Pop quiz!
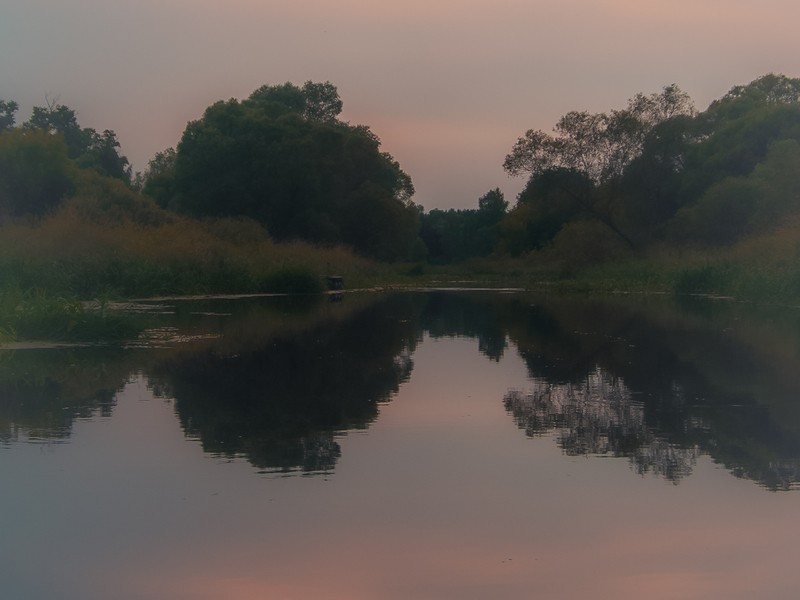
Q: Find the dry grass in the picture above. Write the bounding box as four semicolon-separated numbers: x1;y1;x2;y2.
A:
0;193;386;298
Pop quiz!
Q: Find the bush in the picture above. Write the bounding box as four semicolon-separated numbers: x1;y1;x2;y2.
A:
548;220;631;270
669;178;762;246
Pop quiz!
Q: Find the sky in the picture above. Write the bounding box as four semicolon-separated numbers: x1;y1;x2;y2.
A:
2;0;799;210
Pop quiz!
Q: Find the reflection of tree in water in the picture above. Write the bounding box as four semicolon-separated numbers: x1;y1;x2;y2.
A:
0;349;127;445
504;367;698;483
501;296;800;490
148;291;513;474
421;291;509;361
4;291;800;488
149;295;421;474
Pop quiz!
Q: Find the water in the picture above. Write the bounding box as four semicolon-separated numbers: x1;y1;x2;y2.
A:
1;290;799;599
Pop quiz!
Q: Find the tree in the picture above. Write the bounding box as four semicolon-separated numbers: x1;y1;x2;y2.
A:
477;188;508;221
139;147;177;202
498;168;594;254
246;80;343;123
24;100;131;183
79;129;131;181
668;139;800;246
0;99;18;132
474;188;508;255
503;85;695;251
0;129;74;219
299;81;344;122
163;81;420;260
617;113;697;239
25;101;88;158
703;73;800;126
504;85;695;184
678;76;800;204
419;189;508;262
628;73;800;247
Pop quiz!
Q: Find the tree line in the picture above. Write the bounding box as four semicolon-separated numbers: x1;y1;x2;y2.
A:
2;74;800;265
496;74;800;265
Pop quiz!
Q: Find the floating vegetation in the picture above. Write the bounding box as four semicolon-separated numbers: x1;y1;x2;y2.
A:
127;326;222;349
0;288;144;344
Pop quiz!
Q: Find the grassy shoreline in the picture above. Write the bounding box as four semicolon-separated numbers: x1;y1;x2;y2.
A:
4;195;800;343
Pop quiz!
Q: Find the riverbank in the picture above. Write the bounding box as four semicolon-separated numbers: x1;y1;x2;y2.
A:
4;195;800;343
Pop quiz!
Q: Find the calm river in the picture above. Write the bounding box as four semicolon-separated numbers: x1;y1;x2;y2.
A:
1;290;799;599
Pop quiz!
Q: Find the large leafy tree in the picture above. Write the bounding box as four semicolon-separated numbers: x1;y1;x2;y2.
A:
160;81;420;261
678;75;800;203
23;101;131;182
502;74;800;255
656;74;800;247
420;188;508;263
0;128;74;219
503;85;696;251
0;97;137;220
0;99;18;132
504;84;695;184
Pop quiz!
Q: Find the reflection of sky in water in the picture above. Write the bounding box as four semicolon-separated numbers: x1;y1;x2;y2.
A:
1;334;799;600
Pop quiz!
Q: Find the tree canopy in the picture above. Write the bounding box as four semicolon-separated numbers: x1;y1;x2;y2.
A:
504;84;695;184
23;100;131;182
4;73;800;270
149;81;421;261
0;98;132;221
0;128;74;219
0;100;18;132
499;74;800;261
420;188;508;263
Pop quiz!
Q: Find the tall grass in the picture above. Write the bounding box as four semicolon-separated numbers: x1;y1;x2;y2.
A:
0;288;142;342
0;178;404;340
548;219;800;304
437;216;800;305
0;199;386;300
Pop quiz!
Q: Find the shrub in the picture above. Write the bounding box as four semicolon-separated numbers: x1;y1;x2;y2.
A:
548;220;631;270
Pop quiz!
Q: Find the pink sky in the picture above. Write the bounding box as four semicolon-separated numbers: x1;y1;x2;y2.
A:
2;0;798;209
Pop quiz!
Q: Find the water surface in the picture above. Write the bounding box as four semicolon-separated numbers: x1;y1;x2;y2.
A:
1;291;799;599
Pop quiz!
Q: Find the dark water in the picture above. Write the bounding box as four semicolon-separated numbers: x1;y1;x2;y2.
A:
1;290;799;599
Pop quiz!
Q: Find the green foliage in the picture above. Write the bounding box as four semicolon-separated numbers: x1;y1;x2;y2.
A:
0;99;18;132
501;86;693;252
420;188;507;263
500;73;800;263
680;103;800;204
748;139;800;228
704;73;800;123
0;288;142;342
669;138;800;246
154;81;420;261
139;147;176;203
248;81;344;122
0;97;137;222
548;219;631;270
0;191;383;303
617;114;696;240
23;100;131;182
23;102;131;183
498;168;594;255
65;169;174;227
478;188;508;219
669;178;762;245
504;84;695;183
0;128;75;219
